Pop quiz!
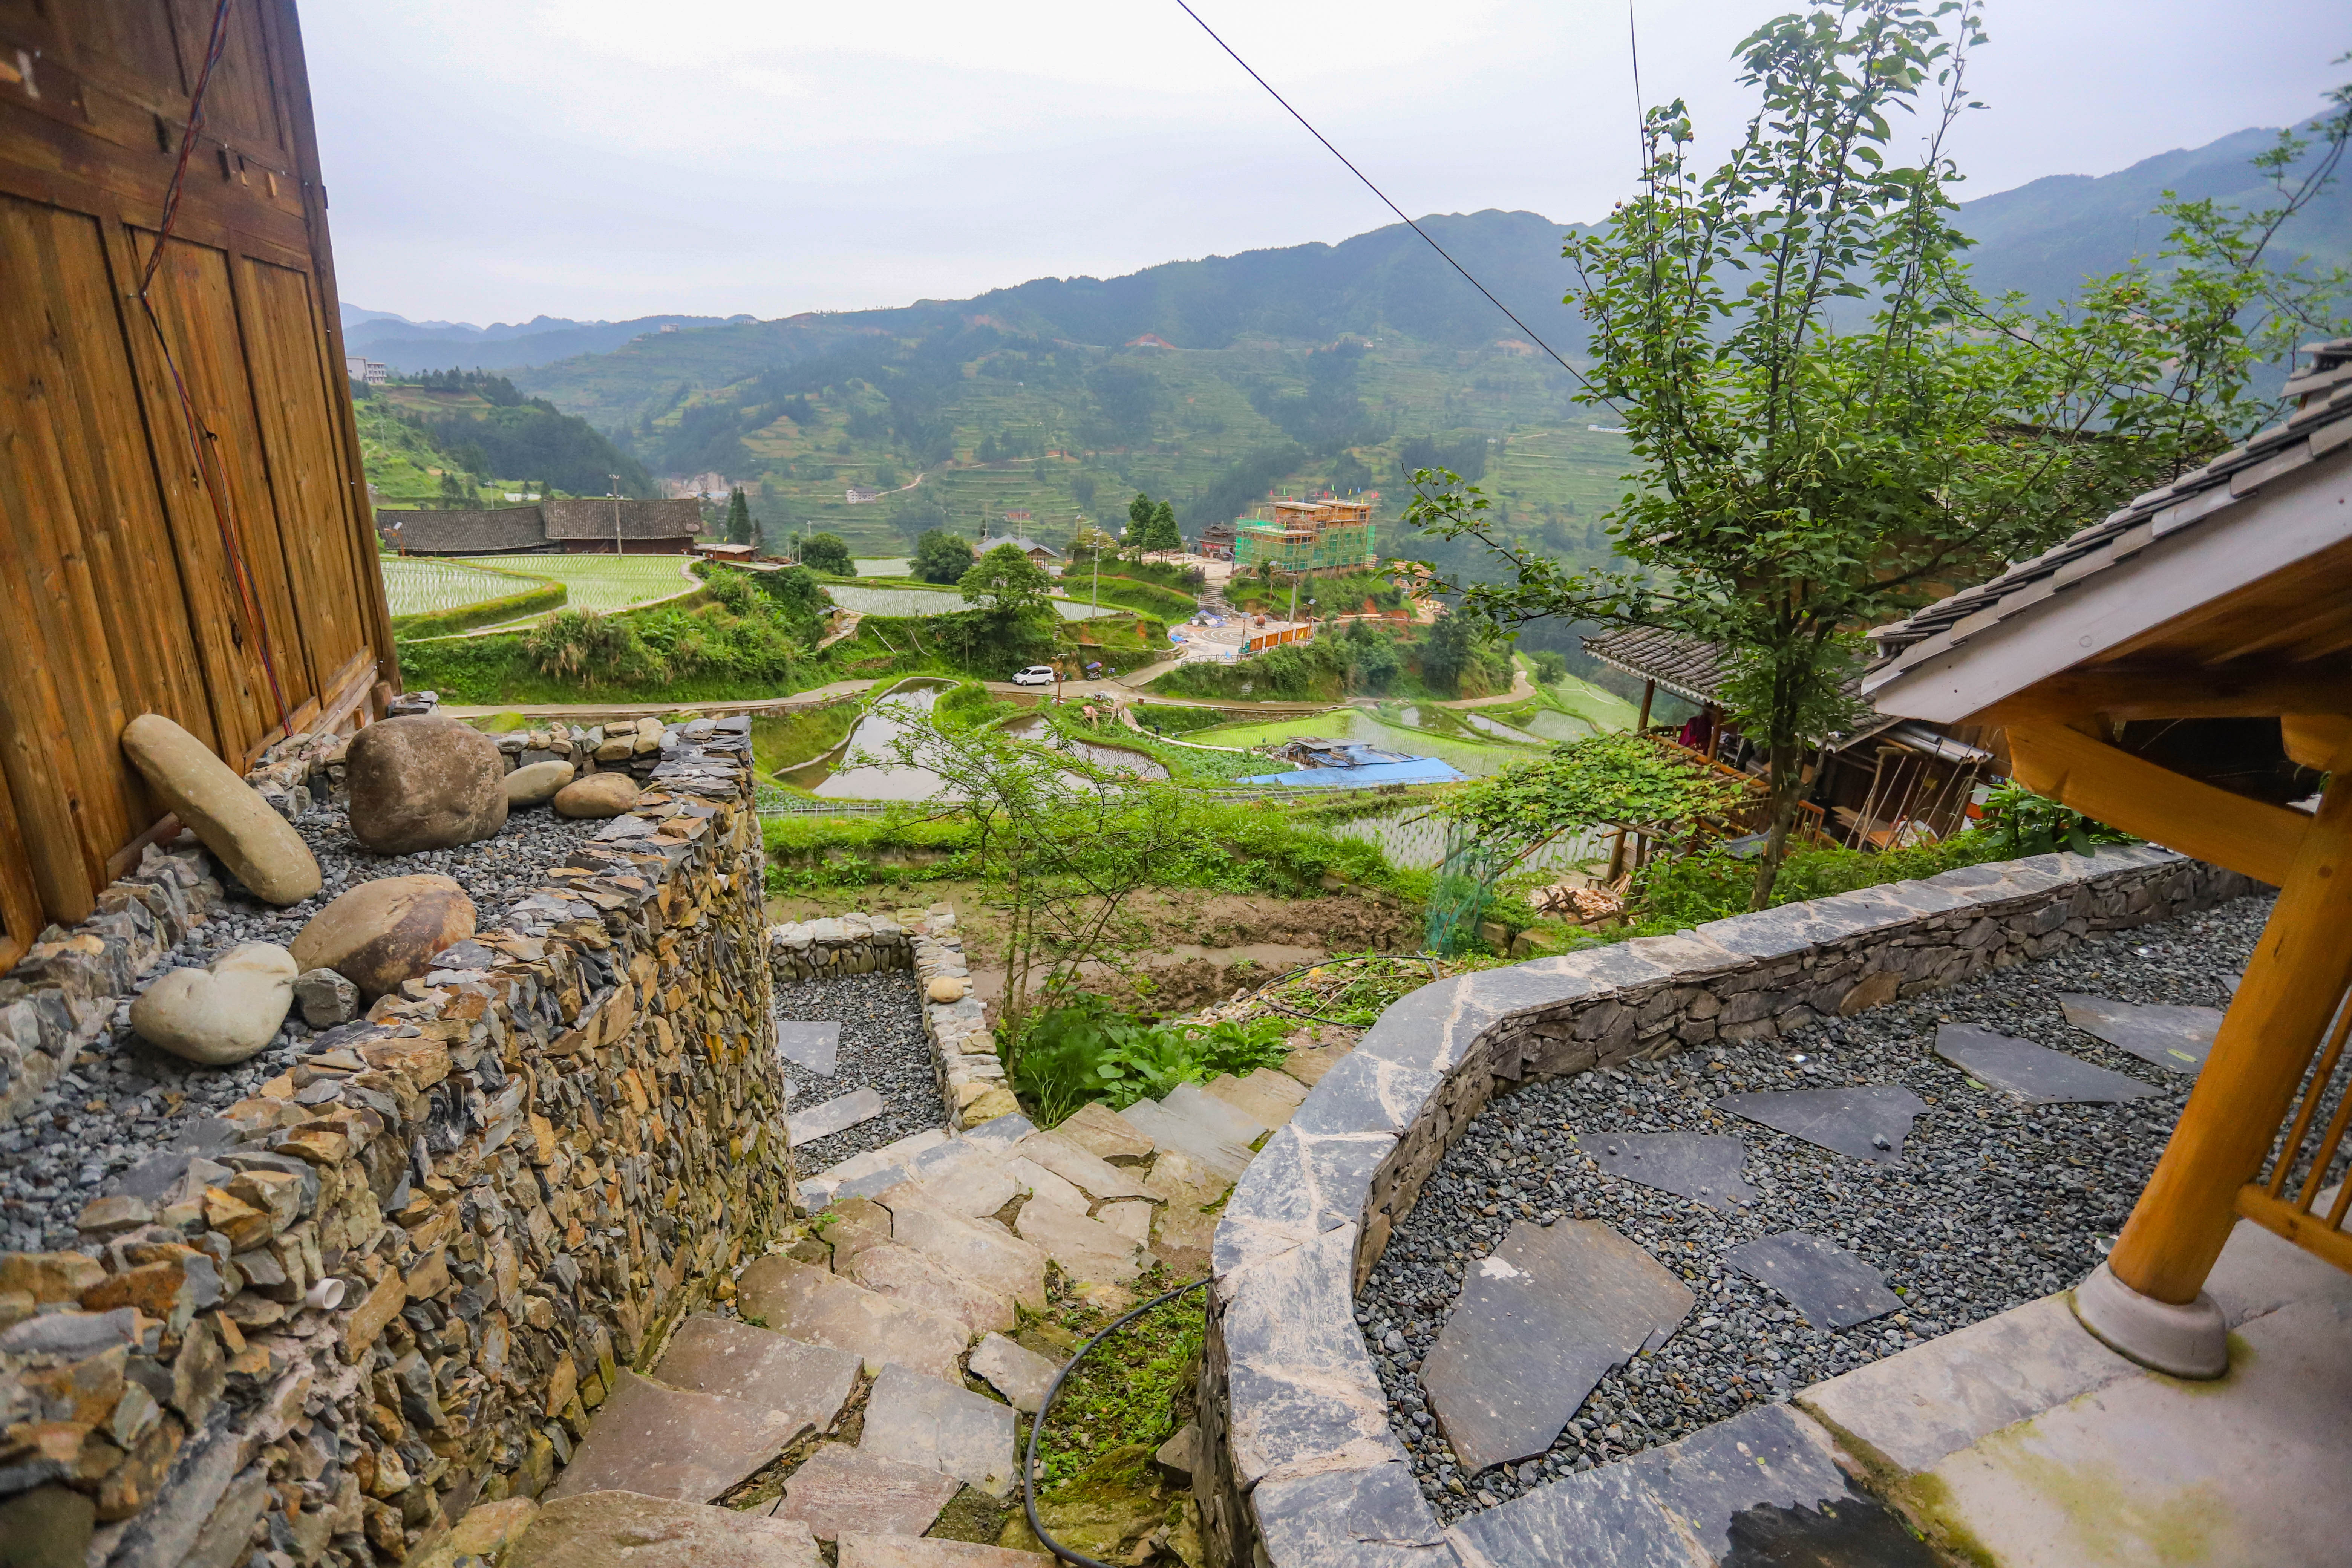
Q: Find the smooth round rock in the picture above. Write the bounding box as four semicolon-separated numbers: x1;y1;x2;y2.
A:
345;715;507;855
926;976;968;1004
129;943;297;1066
553;773;640;819
119;715;321;906
290;874;476;1000
505;759;576;807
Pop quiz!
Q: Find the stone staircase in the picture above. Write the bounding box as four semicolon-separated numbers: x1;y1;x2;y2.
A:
477;1043;1342;1565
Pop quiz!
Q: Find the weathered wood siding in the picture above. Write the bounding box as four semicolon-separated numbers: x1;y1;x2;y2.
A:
0;0;393;968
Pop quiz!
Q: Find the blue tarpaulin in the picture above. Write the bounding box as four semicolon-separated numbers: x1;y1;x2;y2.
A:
1237;755;1466;788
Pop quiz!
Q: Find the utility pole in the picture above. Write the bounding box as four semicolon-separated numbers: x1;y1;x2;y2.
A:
608;474;622;556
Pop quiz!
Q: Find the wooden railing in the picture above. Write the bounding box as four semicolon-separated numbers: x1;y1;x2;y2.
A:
1633;730;1834;849
2238;969;2352;1276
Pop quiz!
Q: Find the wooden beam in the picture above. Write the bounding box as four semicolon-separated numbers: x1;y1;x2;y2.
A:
2108;739;2352;1304
1978;658;2352;722
2006;722;2307;887
2283;714;2352;772
2235;1187;2352;1277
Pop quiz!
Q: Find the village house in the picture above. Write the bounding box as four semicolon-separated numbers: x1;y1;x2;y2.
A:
377;498;705;556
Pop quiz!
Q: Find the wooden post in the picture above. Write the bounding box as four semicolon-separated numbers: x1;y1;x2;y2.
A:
2105;747;2352;1308
1637;680;1655;734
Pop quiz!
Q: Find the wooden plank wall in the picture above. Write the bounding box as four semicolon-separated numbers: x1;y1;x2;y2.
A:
0;0;395;969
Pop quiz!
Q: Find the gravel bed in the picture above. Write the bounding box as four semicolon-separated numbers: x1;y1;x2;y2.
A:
1356;893;2274;1522
774;968;944;1174
0;801;600;1253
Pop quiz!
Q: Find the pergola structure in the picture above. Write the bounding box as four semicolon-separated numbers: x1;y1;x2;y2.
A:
1865;338;2352;1377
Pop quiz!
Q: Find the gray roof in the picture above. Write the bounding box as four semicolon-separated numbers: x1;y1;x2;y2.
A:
542;498;703;541
980;533;1062;559
379;507;551;554
1865;341;2352;691
1583;626;1728;707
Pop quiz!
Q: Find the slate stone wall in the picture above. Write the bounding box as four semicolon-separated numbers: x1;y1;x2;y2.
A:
1194;845;2262;1568
0;730;790;1567
765;909;1012;1133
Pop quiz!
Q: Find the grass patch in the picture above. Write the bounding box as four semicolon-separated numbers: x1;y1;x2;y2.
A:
1031;1290;1204;1490
1130;703;1232;736
750;702;862;775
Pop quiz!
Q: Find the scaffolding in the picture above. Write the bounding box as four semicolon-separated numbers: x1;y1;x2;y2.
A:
1230;499;1378;573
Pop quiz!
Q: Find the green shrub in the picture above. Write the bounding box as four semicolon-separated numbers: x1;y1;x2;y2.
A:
1012;998;1292;1124
1528;649;1569;685
934;680;1012;730
1132;703;1229;735
1628;829;2024;933
801;533;854;575
1980;781;2133;856
524;609;662;683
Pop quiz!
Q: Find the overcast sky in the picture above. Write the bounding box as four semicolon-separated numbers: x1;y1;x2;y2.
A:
306;0;2349;326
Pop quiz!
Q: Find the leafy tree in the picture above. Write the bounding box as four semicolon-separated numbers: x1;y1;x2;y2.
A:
1445;732;1748;864
724;487;753;545
798;532;853;576
1417;608;1481;697
1527;648;1569;686
1140;501;1181;553
959;543;1055;625
913;528;977;585
1127;491;1156;541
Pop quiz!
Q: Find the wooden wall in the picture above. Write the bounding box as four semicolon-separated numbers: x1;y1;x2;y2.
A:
0;0;394;969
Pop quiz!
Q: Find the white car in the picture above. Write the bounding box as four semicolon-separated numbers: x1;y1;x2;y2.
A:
1012;665;1057;687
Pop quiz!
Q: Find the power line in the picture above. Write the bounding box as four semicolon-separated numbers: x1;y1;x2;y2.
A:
1171;0;1611;410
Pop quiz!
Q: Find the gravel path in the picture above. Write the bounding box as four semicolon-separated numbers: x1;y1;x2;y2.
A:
774;969;944;1174
0;802;600;1253
1356;893;2274;1522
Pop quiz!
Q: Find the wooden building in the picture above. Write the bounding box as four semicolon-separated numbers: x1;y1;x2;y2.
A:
0;0;395;971
377;498;704;556
1866;338;2352;1375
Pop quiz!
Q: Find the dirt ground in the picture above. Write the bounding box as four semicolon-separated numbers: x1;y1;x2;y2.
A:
763;881;1421;1018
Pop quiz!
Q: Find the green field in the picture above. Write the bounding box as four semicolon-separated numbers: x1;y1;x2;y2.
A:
380;559;551;618
462;555;693;614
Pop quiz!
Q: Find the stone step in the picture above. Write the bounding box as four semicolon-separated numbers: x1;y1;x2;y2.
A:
649;1313;862;1432
774;1442;961;1542
802;1128;952;1208
1010;1129;1155;1201
969;1332;1061;1413
837;1536;1052;1566
547;1370;815;1505
737;1256;970;1380
1050;1101;1156;1164
1116;1099;1255;1186
791;1086;888;1144
1142;1150;1233;1272
508;1491;823;1568
859;1362;1020;1497
1014;1191;1152;1288
1200;1067;1308;1130
1161;1080;1268;1146
842;1242;1018;1337
884;1200;1050;1312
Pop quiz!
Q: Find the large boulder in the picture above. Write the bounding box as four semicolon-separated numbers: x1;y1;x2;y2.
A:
345;715;507;854
504;759;576;807
119;715;321;905
129;943;297;1065
553;773;639;819
291;875;476;1000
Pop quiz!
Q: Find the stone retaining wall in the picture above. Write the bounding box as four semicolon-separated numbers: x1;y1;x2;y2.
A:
764;910;1014;1133
1192;845;2262;1568
0;724;790;1568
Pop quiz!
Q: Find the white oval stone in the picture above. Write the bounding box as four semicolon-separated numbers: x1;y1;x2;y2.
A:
130;943;298;1066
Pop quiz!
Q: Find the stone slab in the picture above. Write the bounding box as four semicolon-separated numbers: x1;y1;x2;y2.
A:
888;1204;1049;1311
650;1313;861;1429
508;1491;822;1568
547;1371;812;1504
777;1020;842;1077
844;1243;1016;1336
968;1331;1060;1413
736;1257;969;1380
1052;1101;1155;1163
804;1130;952;1208
956;1113;1037;1155
1933;1024;2161;1104
1619;1399;1860;1563
792;1087;888;1145
1282;1038;1354;1087
894;1140;1024;1216
2206;1213;2352;1328
1097;1199;1153;1243
824;1196;899;1262
1711;1085;1929;1165
1795;1294;2136;1475
1014;1192;1148;1285
1447;1457;1693;1568
775;1443;959;1541
1722;1230;1902;1329
1004;1156;1087;1213
1009;1130;1154;1200
1422;1220;1694;1475
858;1363;1018;1497
1201;1068;1308;1130
1142;1150;1229;1269
837;1537;1053;1566
1163;1080;1268;1145
1250;1460;1453;1568
1586;1132;1757;1211
1916;1295;2352;1567
2058;993;2224;1074
1116;1099;1254;1185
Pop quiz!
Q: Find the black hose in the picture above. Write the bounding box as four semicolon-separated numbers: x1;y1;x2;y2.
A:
1021;1277;1212;1567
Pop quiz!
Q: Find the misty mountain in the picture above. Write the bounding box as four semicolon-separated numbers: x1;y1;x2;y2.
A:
340;306;755;373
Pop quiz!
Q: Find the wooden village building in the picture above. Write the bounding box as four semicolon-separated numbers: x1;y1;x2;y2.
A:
377;498;705;556
0;0;397;973
1585;626;1997;848
1865;336;2352;1375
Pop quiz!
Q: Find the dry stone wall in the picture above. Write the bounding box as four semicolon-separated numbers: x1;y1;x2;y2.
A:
0;721;790;1568
1192;844;2262;1568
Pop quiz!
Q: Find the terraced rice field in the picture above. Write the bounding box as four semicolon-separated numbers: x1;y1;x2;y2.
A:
380;558;546;618
826;584;1122;620
456;554;695;614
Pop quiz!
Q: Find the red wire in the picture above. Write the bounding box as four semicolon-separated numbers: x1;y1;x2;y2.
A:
139;0;294;735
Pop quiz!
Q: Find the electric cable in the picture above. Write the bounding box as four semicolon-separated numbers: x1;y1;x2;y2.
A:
1170;0;1619;414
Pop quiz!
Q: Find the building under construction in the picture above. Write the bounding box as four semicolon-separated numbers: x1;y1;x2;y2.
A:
1230;498;1378;573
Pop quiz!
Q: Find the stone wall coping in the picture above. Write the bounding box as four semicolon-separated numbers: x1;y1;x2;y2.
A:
1196;842;2258;1567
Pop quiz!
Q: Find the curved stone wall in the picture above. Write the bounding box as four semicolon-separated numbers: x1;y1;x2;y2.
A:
1193;845;2259;1567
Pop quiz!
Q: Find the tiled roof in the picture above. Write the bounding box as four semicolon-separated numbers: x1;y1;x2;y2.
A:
980;534;1063;558
542;498;704;541
379;507;550;554
1865;340;2352;690
1583;627;1730;706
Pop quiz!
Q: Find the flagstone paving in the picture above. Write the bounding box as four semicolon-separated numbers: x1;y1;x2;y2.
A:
774;1442;962;1541
735;1256;970;1379
1721;1230;1902;1329
792;1086;888;1145
969;1331;1061;1412
508;1491;825;1568
836;1536;1051;1566
2057;992;2225;1074
1933;1022;2161;1104
650;1314;862;1429
1585;1132;1758;1212
1710;1084;1929;1165
859;1363;1020;1496
547;1370;814;1504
